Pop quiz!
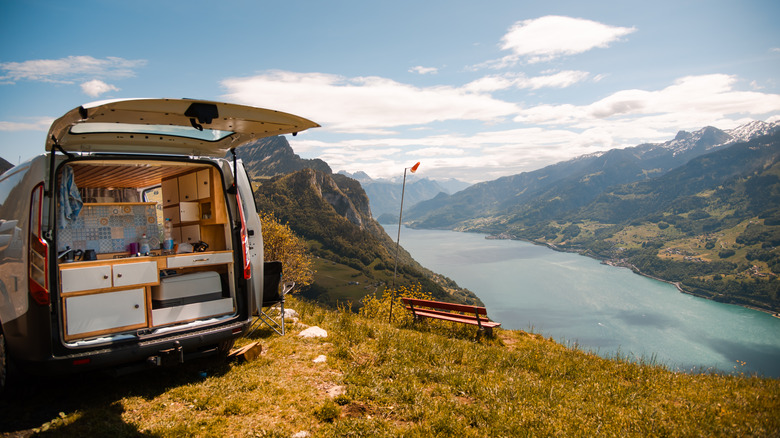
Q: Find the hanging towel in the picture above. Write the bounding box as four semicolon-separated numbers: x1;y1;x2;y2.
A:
58;165;83;228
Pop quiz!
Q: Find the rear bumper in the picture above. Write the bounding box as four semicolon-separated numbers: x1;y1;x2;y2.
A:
17;320;249;376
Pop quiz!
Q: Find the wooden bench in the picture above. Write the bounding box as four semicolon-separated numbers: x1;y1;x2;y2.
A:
401;297;500;335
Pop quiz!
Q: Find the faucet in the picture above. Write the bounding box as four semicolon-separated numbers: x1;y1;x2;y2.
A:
57;246;73;260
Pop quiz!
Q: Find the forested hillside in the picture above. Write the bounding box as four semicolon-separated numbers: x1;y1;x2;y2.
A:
487;133;780;312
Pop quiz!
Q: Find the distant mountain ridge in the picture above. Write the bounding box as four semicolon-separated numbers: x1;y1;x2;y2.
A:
338;171;471;220
406;121;780;231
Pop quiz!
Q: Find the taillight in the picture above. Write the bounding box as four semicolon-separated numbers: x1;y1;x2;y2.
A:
235;189;252;280
29;183;49;305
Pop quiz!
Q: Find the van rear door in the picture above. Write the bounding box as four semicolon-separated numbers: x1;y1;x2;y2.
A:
46;99;319;157
235;161;264;312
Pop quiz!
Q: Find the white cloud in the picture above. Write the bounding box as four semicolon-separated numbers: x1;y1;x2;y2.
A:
221;70;520;133
409;66;438;75
516;74;780;127
465;70;591;92
0;117;55;132
80;79;120;97
478;16;635;68
286;72;780;183
415;147;465;157
0;55;146;83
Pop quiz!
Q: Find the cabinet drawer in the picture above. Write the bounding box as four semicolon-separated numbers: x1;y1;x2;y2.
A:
114;261;158;288
65;288;147;337
167;251;233;268
61;265;112;293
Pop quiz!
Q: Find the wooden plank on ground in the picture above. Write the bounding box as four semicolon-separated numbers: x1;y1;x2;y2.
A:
228;341;263;362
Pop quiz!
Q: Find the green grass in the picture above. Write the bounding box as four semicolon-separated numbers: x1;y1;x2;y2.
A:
2;297;778;437
309;257;385;308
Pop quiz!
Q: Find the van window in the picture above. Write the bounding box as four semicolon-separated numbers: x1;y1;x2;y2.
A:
70;123;233;142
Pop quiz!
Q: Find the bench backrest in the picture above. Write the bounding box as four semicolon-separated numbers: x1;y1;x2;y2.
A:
402;297;488;316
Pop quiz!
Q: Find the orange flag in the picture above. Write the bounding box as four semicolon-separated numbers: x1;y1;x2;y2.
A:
410;162;420;173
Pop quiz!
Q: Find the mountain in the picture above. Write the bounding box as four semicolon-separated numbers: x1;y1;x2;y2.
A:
338;171;471;220
234;136;331;178
363;178;452;222
252;168;481;307
555;132;780;313
407;121;779;232
403;121;780;313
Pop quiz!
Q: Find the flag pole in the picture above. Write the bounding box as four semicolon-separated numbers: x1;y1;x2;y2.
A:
389;162;420;323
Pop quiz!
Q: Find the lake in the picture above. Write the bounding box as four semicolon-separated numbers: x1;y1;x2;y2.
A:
386;225;780;378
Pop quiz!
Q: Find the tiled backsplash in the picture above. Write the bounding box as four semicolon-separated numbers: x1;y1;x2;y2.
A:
58;203;160;254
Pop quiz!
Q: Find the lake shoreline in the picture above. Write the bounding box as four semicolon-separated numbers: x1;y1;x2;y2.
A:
478;230;778;317
396;225;780;377
523;237;780;318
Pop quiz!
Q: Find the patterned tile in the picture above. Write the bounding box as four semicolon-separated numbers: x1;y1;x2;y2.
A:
60;204;159;255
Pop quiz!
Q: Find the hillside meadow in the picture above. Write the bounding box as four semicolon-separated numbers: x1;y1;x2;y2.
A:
1;296;778;437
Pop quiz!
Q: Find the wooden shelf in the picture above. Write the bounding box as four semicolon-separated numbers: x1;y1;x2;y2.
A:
83;202;157;206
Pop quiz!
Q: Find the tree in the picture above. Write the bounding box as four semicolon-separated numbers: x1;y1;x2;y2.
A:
260;211;314;290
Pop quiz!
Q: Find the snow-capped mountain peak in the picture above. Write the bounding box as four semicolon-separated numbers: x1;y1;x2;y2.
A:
726;120;780;143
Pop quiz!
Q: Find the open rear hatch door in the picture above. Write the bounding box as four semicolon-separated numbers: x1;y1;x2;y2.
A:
46;98;319;157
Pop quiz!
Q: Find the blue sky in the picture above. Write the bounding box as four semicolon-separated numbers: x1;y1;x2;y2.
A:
1;0;778;183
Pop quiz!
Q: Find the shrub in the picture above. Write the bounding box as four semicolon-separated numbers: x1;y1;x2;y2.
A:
718;249;736;259
359;283;432;322
259;211;315;289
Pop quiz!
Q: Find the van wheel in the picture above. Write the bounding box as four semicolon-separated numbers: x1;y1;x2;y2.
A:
217;339;235;356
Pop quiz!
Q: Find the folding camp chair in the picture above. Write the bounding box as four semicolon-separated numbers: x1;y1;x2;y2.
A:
253;261;294;335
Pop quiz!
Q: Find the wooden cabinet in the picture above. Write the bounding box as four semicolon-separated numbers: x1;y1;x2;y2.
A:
60;265;112;293
163;205;180;224
59;252;236;338
180;224;200;244
60;261;157;293
113;261;159;288
178;172;198;202
179;201;199;222
161;178;179;206
160;167;228;250
197;169;211;199
64;288;147;338
60;260;158;340
166;251;233;269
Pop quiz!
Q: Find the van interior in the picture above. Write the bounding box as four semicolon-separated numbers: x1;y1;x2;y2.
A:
55;160;238;343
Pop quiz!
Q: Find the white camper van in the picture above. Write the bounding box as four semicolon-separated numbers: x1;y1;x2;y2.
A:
0;99;318;391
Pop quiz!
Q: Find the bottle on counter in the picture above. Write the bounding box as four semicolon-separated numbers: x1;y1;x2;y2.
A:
139;233;150;255
163;218;174;253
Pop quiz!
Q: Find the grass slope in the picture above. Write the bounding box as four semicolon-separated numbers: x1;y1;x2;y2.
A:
2;298;777;437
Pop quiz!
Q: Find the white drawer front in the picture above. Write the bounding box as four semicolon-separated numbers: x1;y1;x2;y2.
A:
61;265;112;293
167;252;233;268
114;261;159;288
152;297;233;326
65;288;146;335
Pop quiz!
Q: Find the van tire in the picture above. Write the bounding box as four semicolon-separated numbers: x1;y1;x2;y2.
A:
217;339;235;356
